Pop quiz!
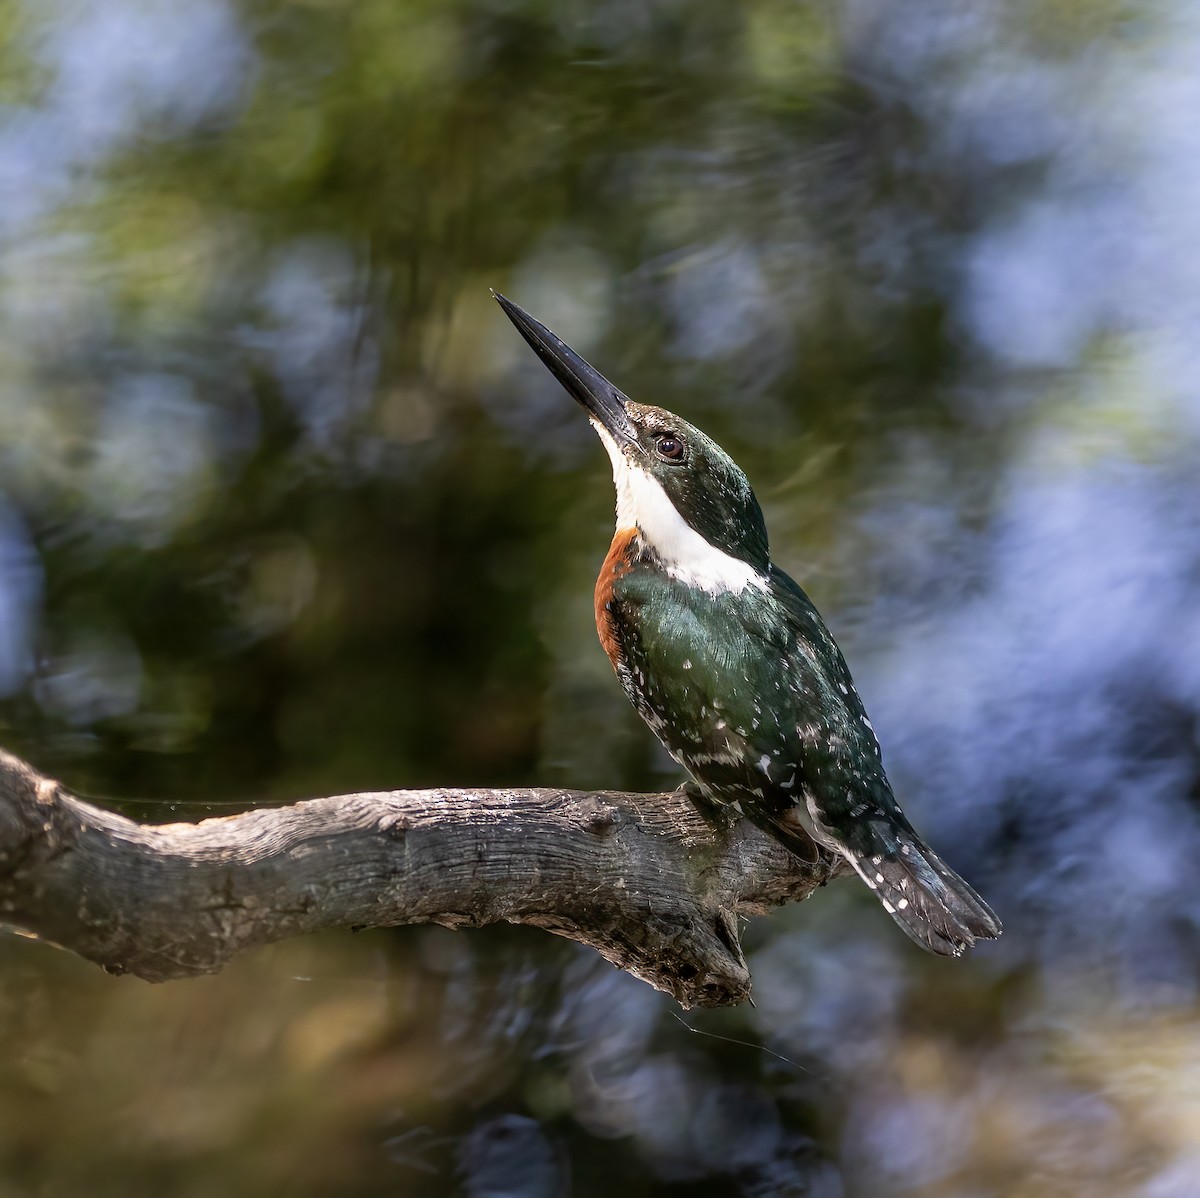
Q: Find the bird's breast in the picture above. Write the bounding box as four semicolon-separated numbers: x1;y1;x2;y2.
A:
594;526;639;669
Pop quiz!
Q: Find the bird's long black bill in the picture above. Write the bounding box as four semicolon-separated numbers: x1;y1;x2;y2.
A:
492;291;639;448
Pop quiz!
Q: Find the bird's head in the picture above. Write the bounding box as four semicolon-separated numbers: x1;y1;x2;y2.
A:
495;293;770;592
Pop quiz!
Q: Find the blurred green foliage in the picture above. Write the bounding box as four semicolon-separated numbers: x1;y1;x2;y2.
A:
3;0;1200;1194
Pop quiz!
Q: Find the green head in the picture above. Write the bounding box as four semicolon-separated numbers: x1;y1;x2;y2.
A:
494;293;770;592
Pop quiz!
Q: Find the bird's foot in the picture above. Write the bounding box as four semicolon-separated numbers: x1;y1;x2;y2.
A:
678;782;741;831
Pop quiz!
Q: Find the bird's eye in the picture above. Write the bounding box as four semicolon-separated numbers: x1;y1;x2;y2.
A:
655;434;685;461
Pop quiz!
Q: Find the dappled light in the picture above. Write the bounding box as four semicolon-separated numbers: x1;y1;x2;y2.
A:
3;0;1200;1194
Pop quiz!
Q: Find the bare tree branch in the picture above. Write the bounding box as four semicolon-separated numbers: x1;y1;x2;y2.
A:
0;747;842;1008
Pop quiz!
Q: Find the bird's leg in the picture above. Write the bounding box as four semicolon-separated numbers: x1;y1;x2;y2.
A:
678;781;740;831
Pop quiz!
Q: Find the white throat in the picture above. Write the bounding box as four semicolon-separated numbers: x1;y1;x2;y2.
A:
593;423;767;595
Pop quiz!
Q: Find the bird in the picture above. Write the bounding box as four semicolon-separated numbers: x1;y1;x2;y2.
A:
494;292;1001;957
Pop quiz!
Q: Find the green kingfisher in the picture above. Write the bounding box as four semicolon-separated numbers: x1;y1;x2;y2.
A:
495;292;1001;957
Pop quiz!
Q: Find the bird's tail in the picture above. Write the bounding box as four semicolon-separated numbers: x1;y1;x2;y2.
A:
764;813;1002;957
844;825;1001;957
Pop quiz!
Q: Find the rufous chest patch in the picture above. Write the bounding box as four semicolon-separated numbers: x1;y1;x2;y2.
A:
593;527;638;668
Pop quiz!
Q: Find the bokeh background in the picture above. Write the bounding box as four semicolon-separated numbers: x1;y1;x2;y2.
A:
3;0;1200;1194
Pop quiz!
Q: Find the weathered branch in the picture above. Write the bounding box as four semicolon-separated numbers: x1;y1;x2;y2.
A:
0;747;841;1008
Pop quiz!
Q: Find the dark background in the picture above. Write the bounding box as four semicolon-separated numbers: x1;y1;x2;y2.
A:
2;1;1200;1195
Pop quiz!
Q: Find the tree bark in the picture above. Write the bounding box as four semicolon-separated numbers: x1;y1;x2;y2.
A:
0;747;841;1008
